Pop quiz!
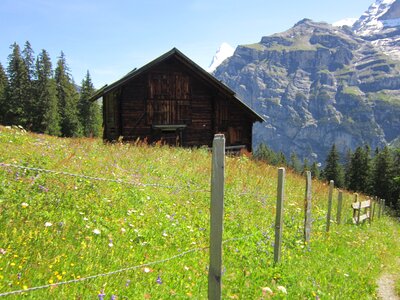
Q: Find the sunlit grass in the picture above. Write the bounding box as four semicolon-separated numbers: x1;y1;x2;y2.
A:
0;126;399;299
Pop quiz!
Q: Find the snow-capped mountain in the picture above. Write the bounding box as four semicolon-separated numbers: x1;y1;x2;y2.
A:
353;0;400;60
206;42;235;73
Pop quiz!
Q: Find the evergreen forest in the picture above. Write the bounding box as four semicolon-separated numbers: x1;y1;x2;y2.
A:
0;41;101;138
255;143;400;212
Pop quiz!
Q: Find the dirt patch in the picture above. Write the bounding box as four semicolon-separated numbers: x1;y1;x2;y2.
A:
377;274;399;300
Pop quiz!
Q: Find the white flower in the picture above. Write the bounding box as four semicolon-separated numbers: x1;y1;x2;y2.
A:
108;243;114;247
277;286;287;294
93;229;101;235
21;202;29;208
83;217;88;221
121;228;126;233
143;267;151;273
261;287;273;295
44;222;52;227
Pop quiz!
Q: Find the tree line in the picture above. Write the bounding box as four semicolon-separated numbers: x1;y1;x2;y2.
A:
0;41;101;137
255;143;400;212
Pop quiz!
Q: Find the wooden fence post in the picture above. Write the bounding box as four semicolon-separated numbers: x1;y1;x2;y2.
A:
208;134;225;300
336;191;343;225
371;197;377;221
326;180;334;232
274;167;285;264
378;198;382;218
304;171;312;244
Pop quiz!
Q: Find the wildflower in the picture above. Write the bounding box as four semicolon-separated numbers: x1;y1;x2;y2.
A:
21;202;29;208
22;285;28;290
277;286;287;294
44;222;52;227
98;290;106;300
110;295;116;300
261;287;273;296
121;228;126;233
93;229;101;235
38;185;49;192
143;267;152;273
0;248;6;255
125;280;131;287
156;275;162;284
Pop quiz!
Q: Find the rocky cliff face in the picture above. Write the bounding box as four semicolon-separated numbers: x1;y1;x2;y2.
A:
214;19;400;162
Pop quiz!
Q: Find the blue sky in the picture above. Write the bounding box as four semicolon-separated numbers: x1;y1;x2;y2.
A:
0;0;373;88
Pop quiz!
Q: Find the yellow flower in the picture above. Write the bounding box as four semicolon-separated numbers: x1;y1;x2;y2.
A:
57;275;62;280
48;279;53;284
23;285;28;290
10;263;15;266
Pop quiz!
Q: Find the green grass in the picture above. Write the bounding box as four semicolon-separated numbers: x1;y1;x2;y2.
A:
0;126;399;299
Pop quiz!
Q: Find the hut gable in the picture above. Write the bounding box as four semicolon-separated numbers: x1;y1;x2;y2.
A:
91;48;263;151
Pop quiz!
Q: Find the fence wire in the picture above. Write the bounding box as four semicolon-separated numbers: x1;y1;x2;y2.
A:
0;232;260;297
0;162;210;193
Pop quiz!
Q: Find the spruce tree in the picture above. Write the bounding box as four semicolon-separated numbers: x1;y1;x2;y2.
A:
310;162;320;179
302;158;309;175
290;152;301;173
372;146;394;206
323;144;344;187
78;71;102;137
5;42;30;126
55;52;81;137
0;63;8;124
348;146;371;193
35;49;60;135
21;41;36;128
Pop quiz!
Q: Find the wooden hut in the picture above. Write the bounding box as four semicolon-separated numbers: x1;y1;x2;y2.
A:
91;48;263;151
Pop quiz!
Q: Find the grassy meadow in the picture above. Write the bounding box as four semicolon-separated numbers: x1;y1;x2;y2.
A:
0;126;399;299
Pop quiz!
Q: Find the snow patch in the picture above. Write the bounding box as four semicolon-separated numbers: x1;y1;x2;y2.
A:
207;42;235;73
333;18;357;27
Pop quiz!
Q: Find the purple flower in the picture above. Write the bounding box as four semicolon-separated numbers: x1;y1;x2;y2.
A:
17;273;21;280
156;275;162;284
98;290;105;300
38;185;49;192
125;280;131;287
110;295;116;300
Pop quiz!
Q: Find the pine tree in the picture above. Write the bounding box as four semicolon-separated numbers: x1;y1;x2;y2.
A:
78;71;102;137
55;52;81;137
323;144;344;187
5;42;30;126
0;63;8;124
35;49;60;135
372;146;394;206
302;158;309;175
310;162;320;179
290;152;301;173
21;41;36;128
348;146;371;193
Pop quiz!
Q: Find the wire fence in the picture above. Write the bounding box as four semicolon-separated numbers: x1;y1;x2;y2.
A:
0;160;264;297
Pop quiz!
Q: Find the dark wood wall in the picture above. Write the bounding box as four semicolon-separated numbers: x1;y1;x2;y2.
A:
103;57;254;150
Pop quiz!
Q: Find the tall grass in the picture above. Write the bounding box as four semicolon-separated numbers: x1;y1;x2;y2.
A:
0;126;399;299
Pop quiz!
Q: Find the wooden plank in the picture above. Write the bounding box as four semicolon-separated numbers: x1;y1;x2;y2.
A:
326;180;334;232
304;171;312;244
274;167;285;264
208;134;225;300
351;200;371;210
337;191;343;225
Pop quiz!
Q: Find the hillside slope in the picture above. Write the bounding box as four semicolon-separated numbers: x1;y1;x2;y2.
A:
214;19;400;162
0;127;399;298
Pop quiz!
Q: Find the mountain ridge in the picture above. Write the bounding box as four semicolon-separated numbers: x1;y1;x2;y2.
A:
213;6;400;162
